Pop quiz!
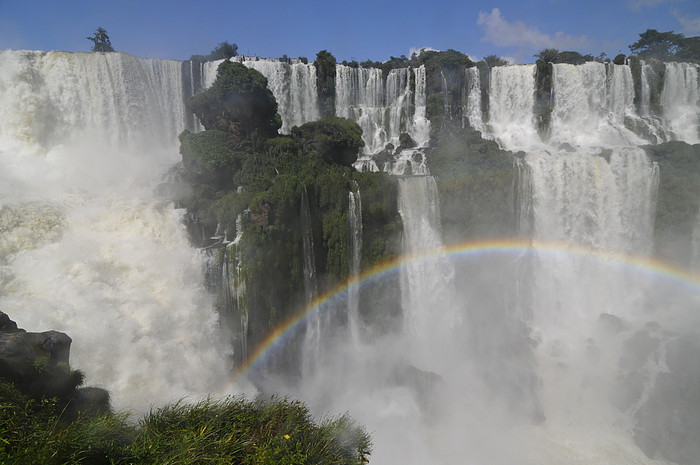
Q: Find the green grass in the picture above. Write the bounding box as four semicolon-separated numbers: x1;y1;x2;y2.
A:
0;382;371;465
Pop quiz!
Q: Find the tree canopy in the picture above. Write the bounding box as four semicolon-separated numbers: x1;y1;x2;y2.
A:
187;60;281;140
629;29;685;60
86;27;114;52
483;55;509;67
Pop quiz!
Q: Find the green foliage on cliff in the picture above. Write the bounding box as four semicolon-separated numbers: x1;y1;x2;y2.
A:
428;124;517;244
291;117;364;167
646;142;700;266
314;50;337;118
180;60;400;366
534;60;553;138
0;382;371;465
188;61;281;140
179;129;244;189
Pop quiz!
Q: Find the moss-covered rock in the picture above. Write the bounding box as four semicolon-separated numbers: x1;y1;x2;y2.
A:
291;117;364;167
188;60;282;141
428;123;517;245
646;141;700;266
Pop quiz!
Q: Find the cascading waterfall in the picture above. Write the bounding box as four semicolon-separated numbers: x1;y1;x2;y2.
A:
397;176;458;341
199;57;320;134
478;60;700;463
220;215;248;364
335;64;430;174
660;62;700;144
463;66;484;131
300;186;322;375
487;65;540;149
3;46;700;465
347;186;363;345
0;50;229;411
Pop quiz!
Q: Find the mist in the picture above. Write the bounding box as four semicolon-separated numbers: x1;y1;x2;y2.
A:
1;48;699;464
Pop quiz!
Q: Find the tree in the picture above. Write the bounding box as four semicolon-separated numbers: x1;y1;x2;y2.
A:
187;61;281;140
483;55;509;67
86;27;114;52
629;29;685;60
209;41;238;60
534;48;560;63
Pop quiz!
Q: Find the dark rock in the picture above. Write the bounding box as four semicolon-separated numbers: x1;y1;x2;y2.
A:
65;387;111;420
0;312;110;418
598;313;626;334
633;334;700;465
0;312;21;333
396;133;417;152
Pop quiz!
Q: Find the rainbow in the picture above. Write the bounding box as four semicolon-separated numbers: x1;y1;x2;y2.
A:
228;238;700;385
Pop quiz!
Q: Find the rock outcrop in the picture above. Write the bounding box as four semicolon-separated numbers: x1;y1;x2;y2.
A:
0;312;110;418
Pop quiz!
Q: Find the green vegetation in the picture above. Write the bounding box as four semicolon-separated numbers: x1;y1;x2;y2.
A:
646;142;700;267
534;59;553;138
482;55;509;67
188;61;281;140
191;41;240;62
428;124;517;244
315;50;337;118
629;29;700;62
0;381;371;465
534;48;596;64
86;27;114;53
179;60;400;371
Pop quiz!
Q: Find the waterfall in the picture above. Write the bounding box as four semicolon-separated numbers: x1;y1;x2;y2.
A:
0;50;187;155
397;176;458;341
199;57;320;134
300;186;321;374
335;64;430;174
639;61;652;117
547;63;645;150
463;66;484;131
221;215;248;364
660;62;700;144
347;186;363;344
0;50;229;411
487;65;539;151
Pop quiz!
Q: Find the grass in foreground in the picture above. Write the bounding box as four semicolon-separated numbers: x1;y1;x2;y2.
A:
0;382;371;465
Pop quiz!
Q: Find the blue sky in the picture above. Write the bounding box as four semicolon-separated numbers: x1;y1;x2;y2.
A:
1;0;699;63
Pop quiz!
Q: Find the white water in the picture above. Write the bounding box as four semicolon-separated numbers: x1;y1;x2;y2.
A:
3;48;699;464
200;57;319;134
347;187;363;345
397;176;459;338
487;65;540;150
0;50;229;411
473;61;698;464
336;65;430;174
463;66;484;131
660;62;700;144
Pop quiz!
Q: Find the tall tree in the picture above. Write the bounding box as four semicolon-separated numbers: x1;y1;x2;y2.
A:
86;27;114;52
629;29;685;60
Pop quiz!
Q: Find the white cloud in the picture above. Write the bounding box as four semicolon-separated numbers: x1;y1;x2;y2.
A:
408;46;438;58
672;9;700;35
477;8;590;51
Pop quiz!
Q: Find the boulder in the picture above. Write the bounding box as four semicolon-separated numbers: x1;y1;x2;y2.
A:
0;311;110;416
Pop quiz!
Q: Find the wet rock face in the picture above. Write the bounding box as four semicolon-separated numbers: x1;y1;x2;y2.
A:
632;334;700;465
0;312;74;397
0;311;110;417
